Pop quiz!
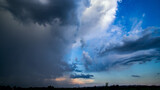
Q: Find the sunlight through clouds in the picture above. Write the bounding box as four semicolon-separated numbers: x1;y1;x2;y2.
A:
71;79;94;85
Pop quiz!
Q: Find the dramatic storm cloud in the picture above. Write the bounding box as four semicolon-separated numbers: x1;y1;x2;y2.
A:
1;0;160;87
0;0;90;87
3;0;87;25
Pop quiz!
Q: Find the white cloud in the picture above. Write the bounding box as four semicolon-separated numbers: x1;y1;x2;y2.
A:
72;0;120;49
123;19;144;41
77;0;119;40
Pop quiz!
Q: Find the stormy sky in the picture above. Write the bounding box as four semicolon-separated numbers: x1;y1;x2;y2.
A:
0;0;160;87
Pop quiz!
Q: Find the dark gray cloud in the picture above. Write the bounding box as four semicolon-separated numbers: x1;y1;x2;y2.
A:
2;0;87;25
70;63;82;72
111;51;160;67
131;75;141;78
0;11;71;87
99;28;160;55
74;69;82;72
0;0;90;87
70;73;94;79
114;35;160;53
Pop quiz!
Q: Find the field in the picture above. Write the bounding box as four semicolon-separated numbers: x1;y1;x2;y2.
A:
1;85;160;90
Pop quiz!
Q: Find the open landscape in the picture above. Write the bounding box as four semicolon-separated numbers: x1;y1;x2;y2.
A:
1;85;160;90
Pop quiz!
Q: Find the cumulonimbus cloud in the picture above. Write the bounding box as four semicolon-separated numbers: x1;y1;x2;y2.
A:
0;0;90;87
3;0;90;25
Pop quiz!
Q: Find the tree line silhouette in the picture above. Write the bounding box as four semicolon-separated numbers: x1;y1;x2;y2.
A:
0;85;160;90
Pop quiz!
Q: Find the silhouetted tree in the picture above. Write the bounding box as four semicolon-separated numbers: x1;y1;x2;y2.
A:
105;82;108;87
48;85;54;89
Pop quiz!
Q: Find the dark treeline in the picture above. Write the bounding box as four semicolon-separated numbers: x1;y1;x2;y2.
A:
0;85;160;90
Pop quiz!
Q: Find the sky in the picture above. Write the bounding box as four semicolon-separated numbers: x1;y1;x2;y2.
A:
0;0;160;87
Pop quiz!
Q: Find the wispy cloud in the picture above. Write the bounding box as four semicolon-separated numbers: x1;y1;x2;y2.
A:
157;73;160;75
70;73;94;79
131;75;141;78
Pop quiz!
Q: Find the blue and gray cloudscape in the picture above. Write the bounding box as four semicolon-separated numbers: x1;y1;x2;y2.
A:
0;0;160;87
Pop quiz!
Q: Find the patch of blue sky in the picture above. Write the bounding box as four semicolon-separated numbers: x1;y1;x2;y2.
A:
93;59;160;86
114;0;160;33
